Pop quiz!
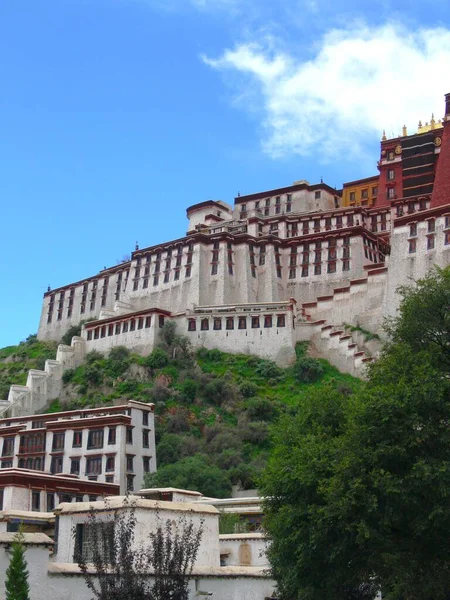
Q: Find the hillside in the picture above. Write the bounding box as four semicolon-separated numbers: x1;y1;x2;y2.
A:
0;326;361;497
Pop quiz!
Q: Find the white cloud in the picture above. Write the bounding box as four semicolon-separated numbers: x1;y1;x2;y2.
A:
203;23;450;160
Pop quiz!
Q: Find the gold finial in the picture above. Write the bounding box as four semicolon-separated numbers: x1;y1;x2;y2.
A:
402;125;408;136
382;129;387;141
430;113;436;129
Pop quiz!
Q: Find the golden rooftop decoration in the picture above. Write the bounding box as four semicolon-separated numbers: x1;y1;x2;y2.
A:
382;129;387;141
417;114;443;134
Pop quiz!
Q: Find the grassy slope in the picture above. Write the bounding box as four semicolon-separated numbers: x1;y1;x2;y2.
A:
0;337;57;398
0;337;361;495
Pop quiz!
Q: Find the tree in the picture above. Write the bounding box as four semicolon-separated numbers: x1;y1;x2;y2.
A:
5;530;30;600
74;498;204;600
145;453;231;498
146;513;204;600
260;266;450;600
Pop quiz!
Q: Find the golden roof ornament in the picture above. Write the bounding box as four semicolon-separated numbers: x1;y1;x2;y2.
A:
382;129;387;141
402;125;408;136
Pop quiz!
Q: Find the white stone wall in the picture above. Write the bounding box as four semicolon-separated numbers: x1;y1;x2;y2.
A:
383;212;450;319
219;533;268;567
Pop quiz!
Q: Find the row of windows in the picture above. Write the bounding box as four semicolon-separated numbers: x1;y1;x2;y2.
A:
288;261;351;278
188;314;286;331
348;186;378;203
408;230;450;253
286;217;361;237
87;315;165;341
0;424;149;458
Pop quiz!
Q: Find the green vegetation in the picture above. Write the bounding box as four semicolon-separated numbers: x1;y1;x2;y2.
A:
261;266;450;600
0;323;360;498
0;335;57;399
343;322;381;341
5;530;30;600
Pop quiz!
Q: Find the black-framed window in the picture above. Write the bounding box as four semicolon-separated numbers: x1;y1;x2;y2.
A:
226;317;234;330
142;411;149;426
2;437;14;456
143;430;150;448
277;315;286;328
126;428;133;444
73;431;82;448
87;429;104;450
52;432;65;451
31;490;40;511
213;318;222;330
126;456;134;472
70;458;80;475
264;315;272;328
108;427;116;445
47;492;55;512
143;456;151;473
200;319;209;331
106;456;115;472
238;317;247;330
86;456;102;475
188;319;196;332
50;456;63;474
251;316;260;328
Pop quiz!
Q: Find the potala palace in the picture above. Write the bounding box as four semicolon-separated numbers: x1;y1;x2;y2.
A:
1;92;449;421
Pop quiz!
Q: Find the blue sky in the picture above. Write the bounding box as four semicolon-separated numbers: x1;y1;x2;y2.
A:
1;0;450;347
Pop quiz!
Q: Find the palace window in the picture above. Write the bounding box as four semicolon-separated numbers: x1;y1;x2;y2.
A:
143;457;151;473
277;315;286;327
201;319;209;331
387;187;395;200
301;266;309;277
73;431;82;448
2;437;14;457
143;430;150;448
174;269;180;280
52;432;65;451
47;493;55;512
137;318;143;330
410;223;417;237
211;264;218;275
126;456;134;472
387;169;395;181
126;427;133;444
276;267;282;278
315;191;321;199
427;236;435;250
445;231;450;245
145;316;152;327
31;491;40;512
213;318;222;330
164;272;170;283
314;264;322;275
349;191;356;202
70;459;80;475
343;260;350;271
289;268;296;279
251;316;260;329
115;323;121;335
409;239;417;253
86;457;102;475
185;266;191;278
226;317;234;330
313;219;320;232
347;215;354;226
122;322;128;333
325;217;332;230
428;219;435;233
188;319;196;332
106;457;115;472
108;427;116;445
153;276;159;287
264;315;272;328
87;429;104;450
50;456;63;475
238;317;247;330
327;261;337;273
228;264;234;275
372;186;378;196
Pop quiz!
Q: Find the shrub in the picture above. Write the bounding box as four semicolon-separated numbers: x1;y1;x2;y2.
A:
84;364;103;386
203;378;232;405
244;397;278;421
62;369;75;384
144;349;169;370
61;323;82;346
165;407;190;434
239;380;258;398
156;434;183;466
239;420;269;445
86;350;103;364
254;359;283;380
106;346;131;377
293;356;324;383
180;379;198;403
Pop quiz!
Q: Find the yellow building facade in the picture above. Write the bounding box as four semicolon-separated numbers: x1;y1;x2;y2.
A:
342;175;379;207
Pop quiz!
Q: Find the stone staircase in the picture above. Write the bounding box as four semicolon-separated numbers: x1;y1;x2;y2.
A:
0;337;86;418
295;268;387;378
